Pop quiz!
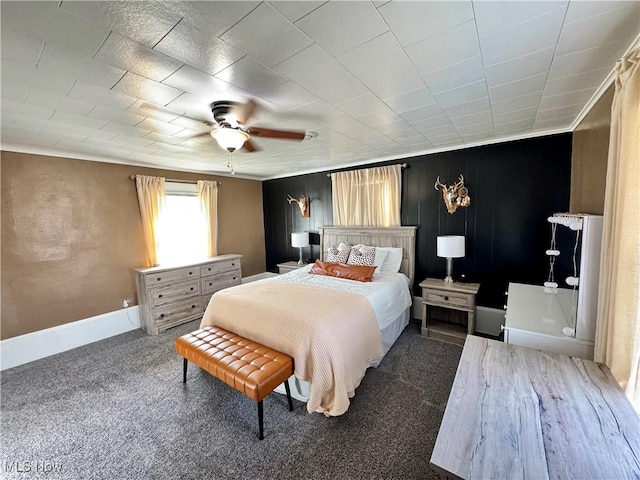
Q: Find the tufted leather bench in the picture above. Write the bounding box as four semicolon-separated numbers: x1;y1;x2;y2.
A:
175;326;294;440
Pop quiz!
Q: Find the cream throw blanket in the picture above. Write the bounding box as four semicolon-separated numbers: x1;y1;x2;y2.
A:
200;280;383;416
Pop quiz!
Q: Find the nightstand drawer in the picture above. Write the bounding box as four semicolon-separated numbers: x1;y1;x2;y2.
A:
423;290;473;310
150;280;200;307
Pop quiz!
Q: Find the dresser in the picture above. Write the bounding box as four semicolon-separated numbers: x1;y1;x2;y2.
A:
134;255;242;335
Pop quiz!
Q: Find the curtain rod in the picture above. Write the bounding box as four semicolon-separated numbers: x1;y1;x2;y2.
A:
128;175;221;184
326;163;408;177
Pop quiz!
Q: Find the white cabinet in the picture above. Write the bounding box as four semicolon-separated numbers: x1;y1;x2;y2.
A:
504;214;603;359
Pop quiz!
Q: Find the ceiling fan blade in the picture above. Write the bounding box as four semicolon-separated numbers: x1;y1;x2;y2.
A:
246;127;305;140
180;130;212;140
242;139;260;152
232;99;258;126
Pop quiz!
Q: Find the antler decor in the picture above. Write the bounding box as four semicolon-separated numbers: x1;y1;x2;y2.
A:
287;194;310;217
434;175;471;214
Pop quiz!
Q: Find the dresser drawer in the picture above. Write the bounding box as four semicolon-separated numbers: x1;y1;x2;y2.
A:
151;297;202;326
145;266;199;287
423;290;473;310
201;270;241;295
200;258;240;277
149;280;200;307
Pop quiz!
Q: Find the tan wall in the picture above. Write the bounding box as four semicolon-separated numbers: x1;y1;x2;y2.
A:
570;85;614;214
1;151;265;339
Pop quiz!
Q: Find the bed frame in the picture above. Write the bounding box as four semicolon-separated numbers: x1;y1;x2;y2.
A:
318;226;417;289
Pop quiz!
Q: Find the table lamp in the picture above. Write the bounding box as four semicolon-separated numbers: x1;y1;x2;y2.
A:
291;232;310;266
437;235;465;283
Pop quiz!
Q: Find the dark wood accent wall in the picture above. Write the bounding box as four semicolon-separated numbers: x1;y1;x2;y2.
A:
263;134;572;309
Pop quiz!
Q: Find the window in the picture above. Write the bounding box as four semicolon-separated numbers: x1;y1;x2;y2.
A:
155;182;208;265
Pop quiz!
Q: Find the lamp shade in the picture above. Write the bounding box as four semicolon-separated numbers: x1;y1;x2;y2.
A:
437;235;465;258
210;128;249;152
291;232;310;248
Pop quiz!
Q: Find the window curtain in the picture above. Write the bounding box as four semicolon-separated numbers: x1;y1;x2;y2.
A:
594;47;640;412
197;180;219;257
135;175;165;267
331;164;401;226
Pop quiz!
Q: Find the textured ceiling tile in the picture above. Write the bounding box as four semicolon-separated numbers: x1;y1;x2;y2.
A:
548;40;631;79
484;47;555;87
382;88;436;114
450;110;493;127
113;72;184;106
488;73;548;102
539;89;594;110
492;91;544;115
0;28;44;67
270;1;325;22
95;32;183;83
69;83;138;110
457;122;495;136
493;106;538;125
60;1;182;48
221;3;313;67
338;31;424;100
444;97;491;118
422;56;485;95
1;1;110;57
399;103;446;123
275;45;368;104
87;106;145;127
295;1;388;56
3;61;76;97
162;65;241;99
556;2;640;55
473;1;568;39
533;115;575;130
100;122;151;138
434;80;489;108
379;1;473;47
405;20;481;75
158;1;261;37
412;114;454;132
259;81;318;110
563;1;639;25
50;111;109;130
215;56;288;97
543;67;612;96
25;91;96;117
154;20;246;76
479;7;566;67
136;118;185;136
536;104;584;121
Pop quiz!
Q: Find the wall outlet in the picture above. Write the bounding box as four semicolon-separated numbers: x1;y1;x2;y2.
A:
122;299;129;308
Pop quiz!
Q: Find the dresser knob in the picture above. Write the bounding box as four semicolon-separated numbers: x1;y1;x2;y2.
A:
158;294;163;298
157;277;161;281
208;267;211;271
190;287;194;291
189;271;193;275
191;304;196;308
209;282;212;286
233;277;236;280
500;324;505;331
444;296;449;301
160;313;165;318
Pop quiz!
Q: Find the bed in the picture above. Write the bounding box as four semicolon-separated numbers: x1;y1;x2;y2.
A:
200;226;416;416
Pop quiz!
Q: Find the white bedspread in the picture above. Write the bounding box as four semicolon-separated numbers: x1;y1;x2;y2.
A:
272;265;412;329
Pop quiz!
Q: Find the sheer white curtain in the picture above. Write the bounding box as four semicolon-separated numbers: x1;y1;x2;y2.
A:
134;175;165;267
331;165;401;226
594;47;640;412
197;180;219;257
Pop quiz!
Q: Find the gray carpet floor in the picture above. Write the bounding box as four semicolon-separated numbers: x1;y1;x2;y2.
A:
1;320;462;480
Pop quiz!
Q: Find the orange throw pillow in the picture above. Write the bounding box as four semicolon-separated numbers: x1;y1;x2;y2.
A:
309;260;376;282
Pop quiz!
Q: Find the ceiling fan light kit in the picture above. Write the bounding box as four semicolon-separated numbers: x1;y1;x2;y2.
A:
211;128;249;153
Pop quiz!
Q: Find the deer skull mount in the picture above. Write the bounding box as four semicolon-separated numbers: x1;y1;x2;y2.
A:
434;175;471;214
287;194;310;217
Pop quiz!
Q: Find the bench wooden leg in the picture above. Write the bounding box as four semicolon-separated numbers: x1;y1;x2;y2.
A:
284;379;293;411
183;358;188;383
257;400;264;440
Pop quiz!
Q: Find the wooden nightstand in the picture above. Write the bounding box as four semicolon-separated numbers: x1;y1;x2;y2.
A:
277;261;304;274
419;278;480;345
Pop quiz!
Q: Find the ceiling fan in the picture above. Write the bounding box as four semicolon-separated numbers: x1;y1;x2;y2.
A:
196;100;307;153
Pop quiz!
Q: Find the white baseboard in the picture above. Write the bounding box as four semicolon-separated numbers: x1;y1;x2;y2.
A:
1;307;140;371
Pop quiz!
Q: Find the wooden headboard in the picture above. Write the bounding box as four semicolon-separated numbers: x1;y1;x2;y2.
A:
319;226;417;288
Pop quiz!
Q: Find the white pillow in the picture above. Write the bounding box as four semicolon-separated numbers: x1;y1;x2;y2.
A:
377;247;403;274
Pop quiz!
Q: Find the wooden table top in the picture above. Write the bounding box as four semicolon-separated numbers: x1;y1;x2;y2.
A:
430;336;640;480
